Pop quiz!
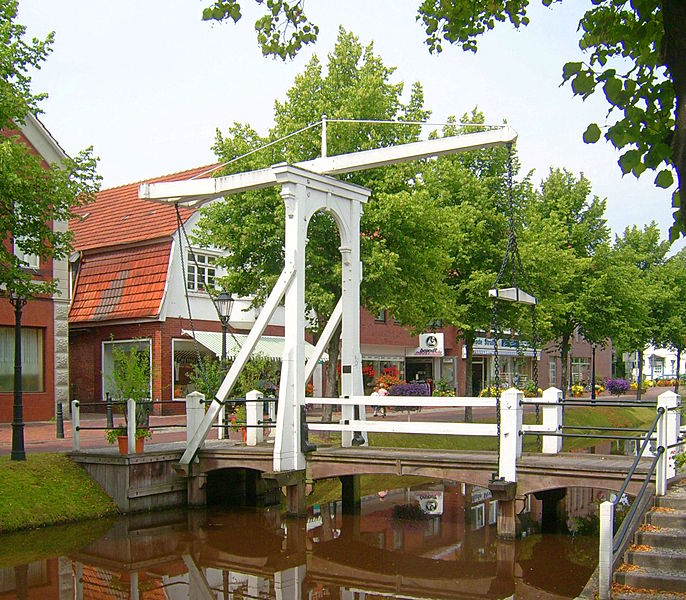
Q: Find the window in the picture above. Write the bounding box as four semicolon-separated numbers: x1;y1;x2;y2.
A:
187;252;216;291
488;500;498;525
0;327;44;392
548;360;557;387
102;339;152;401
571;357;591;384
14;240;39;270
470;503;485;530
374;310;386;323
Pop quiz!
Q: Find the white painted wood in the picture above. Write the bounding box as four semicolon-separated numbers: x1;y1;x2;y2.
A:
304;299;342;384
307;395;497;408
657;391;681;487
598;501;614;600
308;421;498;436
178;267;294;467
498;388;523;482
71;400;80;451
185;391;206;447
246;389;264;446
488;287;537;305
541;387;563;454
274;565;305;600
127;399;136;454
139;128;517;206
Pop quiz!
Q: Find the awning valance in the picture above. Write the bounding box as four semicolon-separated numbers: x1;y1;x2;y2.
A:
180;330;327;362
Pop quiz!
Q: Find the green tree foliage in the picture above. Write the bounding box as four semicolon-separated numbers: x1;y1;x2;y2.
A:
106;344;151;428
612;222;671;397
0;0;100;301
521;169;617;395
192;29;453;406
201;1;686;238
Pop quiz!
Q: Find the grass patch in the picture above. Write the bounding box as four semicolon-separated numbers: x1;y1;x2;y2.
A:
0;454;118;533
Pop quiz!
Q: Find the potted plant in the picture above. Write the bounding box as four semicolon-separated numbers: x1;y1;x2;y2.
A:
105;343;153;453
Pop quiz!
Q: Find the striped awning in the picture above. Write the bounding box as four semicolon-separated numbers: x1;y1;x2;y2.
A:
181;330;327;362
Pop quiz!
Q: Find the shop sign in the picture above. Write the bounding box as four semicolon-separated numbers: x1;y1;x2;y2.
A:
410;490;444;515
468;336;538;358
471;486;492;503
409;332;444;357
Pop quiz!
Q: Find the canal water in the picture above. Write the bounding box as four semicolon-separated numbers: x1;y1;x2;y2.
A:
0;481;607;599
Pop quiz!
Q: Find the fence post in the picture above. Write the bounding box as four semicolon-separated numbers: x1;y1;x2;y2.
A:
541;387;563;454
656;390;681;495
186;391;206;448
106;392;114;429
217;402;226;440
246;390;264;446
498;387;523;482
598;500;614;600
71;400;80;451
127;399;136;454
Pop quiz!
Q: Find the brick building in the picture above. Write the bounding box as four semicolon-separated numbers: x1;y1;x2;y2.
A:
0;114;71;422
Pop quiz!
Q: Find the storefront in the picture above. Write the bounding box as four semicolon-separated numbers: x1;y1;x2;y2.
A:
467;336;540;392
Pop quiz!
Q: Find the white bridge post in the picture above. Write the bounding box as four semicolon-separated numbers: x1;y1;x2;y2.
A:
127;398;136;454
186;391;206;447
598;500;614;600
656;390;680;496
71;400;80;452
498;388;523;482
541;387;563;454
246;389;264;446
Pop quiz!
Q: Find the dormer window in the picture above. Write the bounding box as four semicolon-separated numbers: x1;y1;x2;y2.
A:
187;251;216;291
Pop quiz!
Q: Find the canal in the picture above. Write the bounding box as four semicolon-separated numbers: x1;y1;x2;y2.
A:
0;481;610;599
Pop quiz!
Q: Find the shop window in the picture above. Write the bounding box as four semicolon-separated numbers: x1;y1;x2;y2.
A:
0;327;44;392
187;251;217;291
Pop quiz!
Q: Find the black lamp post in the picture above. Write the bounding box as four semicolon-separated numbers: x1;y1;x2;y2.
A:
591;344;597;401
215;291;234;377
8;290;27;461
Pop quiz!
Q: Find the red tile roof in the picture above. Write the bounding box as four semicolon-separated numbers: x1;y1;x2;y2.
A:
71;164;220;252
69;241;172;323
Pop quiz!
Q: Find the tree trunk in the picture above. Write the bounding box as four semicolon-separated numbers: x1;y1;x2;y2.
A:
636;348;644;401
662;0;686;232
559;334;570;399
463;331;474;423
675;347;682;394
321;323;342;425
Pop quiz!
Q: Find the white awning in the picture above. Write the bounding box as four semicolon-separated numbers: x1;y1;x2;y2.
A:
181;330;327;362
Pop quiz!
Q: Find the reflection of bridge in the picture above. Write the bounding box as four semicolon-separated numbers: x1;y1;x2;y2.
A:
66;507;588;600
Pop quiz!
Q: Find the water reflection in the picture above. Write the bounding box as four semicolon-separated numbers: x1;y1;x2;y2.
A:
0;482;605;599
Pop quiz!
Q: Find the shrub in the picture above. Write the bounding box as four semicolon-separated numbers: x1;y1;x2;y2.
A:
388;382;431;396
605;378;631;396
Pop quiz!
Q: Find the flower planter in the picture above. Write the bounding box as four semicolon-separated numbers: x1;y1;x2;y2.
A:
117;436;144;454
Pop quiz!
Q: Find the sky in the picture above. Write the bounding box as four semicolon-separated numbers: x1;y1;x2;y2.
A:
18;0;681;249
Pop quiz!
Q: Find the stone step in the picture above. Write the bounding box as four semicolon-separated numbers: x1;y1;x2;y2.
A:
635;528;685;550
615;565;686;593
646;509;686;529
655;493;686;511
625;547;686;571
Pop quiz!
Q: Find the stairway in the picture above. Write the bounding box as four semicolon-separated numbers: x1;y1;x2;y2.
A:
613;481;686;598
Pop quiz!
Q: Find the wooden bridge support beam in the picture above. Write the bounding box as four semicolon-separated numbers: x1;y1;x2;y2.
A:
188;474;207;507
340;474;361;515
496;499;519;539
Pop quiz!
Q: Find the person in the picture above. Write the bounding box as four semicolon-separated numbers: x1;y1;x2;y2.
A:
371;386;380;417
377;382;388;417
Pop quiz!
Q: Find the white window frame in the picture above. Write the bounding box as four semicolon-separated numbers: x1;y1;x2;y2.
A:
101;338;152;402
471;503;485;530
488;500;498;525
548;360;557;387
14;240;39;270
186;250;218;292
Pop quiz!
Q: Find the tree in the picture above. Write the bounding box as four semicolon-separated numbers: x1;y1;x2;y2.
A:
1;0;100;301
192;29;453;416
201;1;686;238
612;222;671;398
521;169;616;397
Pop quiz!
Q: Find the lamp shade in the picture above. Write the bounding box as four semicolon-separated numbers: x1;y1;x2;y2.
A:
215;291;234;321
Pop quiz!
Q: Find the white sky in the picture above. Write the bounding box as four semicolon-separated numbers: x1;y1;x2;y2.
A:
18;0;681;249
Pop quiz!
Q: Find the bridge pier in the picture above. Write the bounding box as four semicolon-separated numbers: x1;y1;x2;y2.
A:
497;499;519;539
188;475;207;507
340;474;361;515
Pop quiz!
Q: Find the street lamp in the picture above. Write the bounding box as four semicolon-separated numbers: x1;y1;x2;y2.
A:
8;290;27;461
215;291;234;377
591;344;597;401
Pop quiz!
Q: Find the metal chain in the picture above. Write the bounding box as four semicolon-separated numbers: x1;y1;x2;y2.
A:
492;298;501;455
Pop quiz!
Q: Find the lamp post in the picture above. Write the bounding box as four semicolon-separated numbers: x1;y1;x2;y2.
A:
591;344;597;401
8;290;27;461
215;291;234;377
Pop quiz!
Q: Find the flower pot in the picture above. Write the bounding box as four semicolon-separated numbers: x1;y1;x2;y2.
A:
117;436;144;454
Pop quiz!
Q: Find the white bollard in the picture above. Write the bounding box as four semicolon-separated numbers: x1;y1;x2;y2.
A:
541;387;563;454
71;400;80;452
498;388;523;482
186;392;206;448
246;390;264;446
127;399;136;454
598;500;614;600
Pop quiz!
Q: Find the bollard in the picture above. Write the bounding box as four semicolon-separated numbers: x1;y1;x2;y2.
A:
498;388;523;482
56;402;65;439
106;393;114;429
71;400;80;452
